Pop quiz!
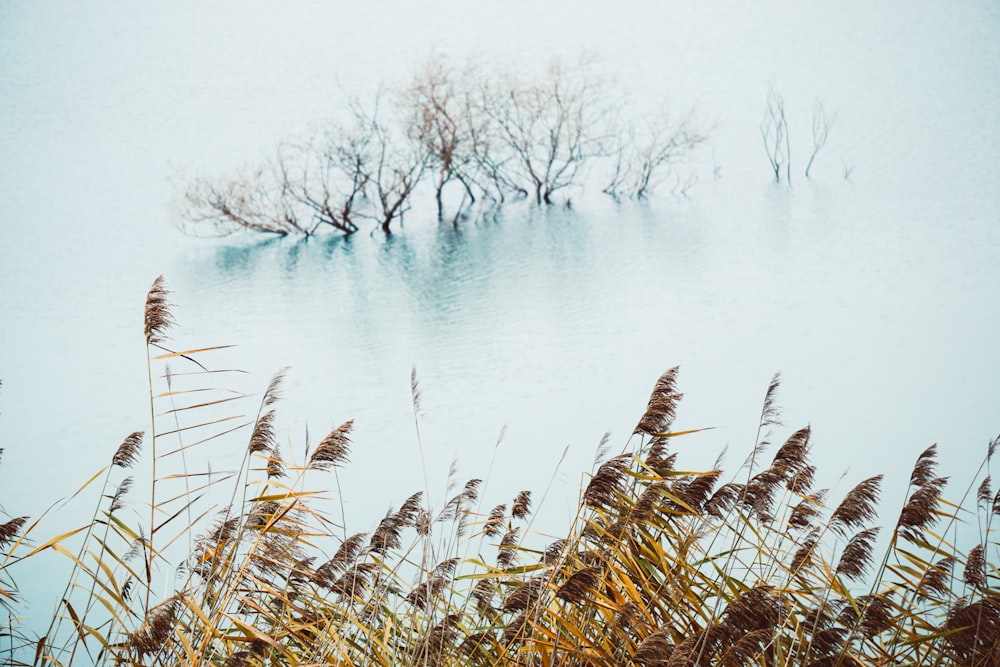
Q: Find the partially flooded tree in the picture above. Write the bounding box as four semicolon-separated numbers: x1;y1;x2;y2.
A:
181;126;373;238
480;60;613;205
401;57;480;220
277;120;375;236
349;97;426;235
604;108;707;200
182;100;425;237
760;87;790;183
179;56;710;237
461;83;522;205
804;99;834;178
181;162;311;237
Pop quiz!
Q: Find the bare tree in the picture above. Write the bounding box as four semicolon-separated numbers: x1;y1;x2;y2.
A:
604;108;707;200
480;60;613;205
182;97;426;238
804;99;834;178
182;122;375;238
180;162;309;237
760;87;790;183
401;57;481;220
349;97;426;235
279;119;376;236
462;81;522;205
179;57;711;237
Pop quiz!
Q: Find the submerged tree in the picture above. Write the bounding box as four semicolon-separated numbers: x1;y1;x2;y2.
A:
804;99;834;178
478;60;614;205
181;161;312;237
604;107;707;200
759;90;838;183
358;96;427;234
179;56;708;237
760;87;790;183
276;120;373;236
401;57;481;220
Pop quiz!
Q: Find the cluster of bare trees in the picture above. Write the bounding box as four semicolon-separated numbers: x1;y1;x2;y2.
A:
180;57;707;237
760;87;835;183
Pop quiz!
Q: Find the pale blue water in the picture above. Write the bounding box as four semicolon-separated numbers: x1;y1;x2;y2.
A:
1;0;999;641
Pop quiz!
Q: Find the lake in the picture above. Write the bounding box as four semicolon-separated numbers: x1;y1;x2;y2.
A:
1;0;998;639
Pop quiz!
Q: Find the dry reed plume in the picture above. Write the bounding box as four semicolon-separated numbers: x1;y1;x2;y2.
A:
0;278;997;666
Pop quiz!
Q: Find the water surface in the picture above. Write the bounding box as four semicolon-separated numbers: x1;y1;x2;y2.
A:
1;0;998;633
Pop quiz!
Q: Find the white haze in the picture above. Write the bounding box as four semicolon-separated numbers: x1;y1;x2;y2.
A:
0;0;998;632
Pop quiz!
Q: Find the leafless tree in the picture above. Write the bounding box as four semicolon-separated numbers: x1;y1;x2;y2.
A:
182;120;376;238
180;162;309;237
461;83;522;205
277;124;372;236
804;99;834;178
182;99;425;237
479;60;613;205
401;57;481;220
760;87;790;183
603;108;707;200
180;57;710;237
350;97;426;235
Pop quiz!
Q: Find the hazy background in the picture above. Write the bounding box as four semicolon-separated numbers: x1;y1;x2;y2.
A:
1;0;998;628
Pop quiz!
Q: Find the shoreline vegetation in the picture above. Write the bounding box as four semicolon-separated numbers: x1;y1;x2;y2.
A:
179;56;710;238
2;279;998;665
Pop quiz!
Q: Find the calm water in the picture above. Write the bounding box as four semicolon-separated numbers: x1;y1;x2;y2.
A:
1;0;999;633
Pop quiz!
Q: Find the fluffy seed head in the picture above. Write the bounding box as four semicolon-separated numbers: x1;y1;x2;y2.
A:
144;275;175;345
0;517;29;549
836;527;880;582
964;544;986;589
917;557;954;599
308;419;353;470
484;504;506;538
112;431;144;469
634;367;682;436
830;475;882;536
512;490;531;519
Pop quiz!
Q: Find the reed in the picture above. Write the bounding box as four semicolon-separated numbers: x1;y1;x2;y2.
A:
2;278;998;666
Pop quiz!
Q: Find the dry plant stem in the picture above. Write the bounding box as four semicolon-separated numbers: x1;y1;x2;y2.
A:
805;100;833;178
831;461;931;666
61;459;148;665
40;461;116;662
761;88;789;183
410;367;432;517
143;343;157;616
333;467;348;541
699;373;782;648
161;367;195;557
877;446;993;661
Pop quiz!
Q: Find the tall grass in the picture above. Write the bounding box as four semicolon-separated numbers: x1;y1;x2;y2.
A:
1;277;998;666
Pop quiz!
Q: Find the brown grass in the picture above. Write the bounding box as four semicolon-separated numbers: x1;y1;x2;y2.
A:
0;278;998;666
